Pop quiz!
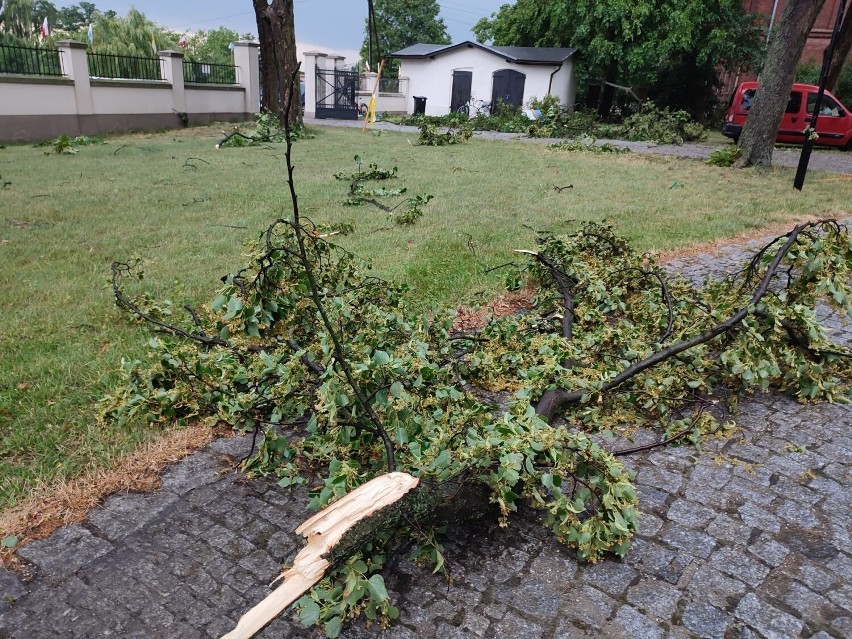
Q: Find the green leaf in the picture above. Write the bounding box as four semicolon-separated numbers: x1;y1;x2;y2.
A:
372;350;390;366
325;616;343;638
367;574;388;602
298;599;320;626
1;535;18;548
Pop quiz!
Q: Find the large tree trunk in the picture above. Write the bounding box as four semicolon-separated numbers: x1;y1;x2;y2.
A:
253;0;300;125
826;12;852;94
736;0;827;168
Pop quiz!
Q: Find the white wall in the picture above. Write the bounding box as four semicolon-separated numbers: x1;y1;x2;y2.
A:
186;86;247;114
0;79;77;115
90;82;173;113
399;46;575;115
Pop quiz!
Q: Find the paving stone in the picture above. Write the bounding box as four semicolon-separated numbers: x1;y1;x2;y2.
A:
580;560;637;596
625;578;681;620
826;583;852;613
737;502;782;534
748;536;790;568
611;604;664;639
159;452;223;495
17;524;113;582
0;568;27;612
659;523;717;559
636;465;685;493
680;602;731;639
561;584;616;627
706;513;753;545
734;593;804;639
636;511;664;536
87;490;178;541
488;615;545;639
665;500;716;529
710;548;770;587
685;565;747;609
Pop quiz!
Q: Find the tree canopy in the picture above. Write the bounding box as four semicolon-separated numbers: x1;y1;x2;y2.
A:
473;0;763;117
361;0;450;74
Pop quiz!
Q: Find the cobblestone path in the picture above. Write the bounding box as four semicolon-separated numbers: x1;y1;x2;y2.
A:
1;233;851;639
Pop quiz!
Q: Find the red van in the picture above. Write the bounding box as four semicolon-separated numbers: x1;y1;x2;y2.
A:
723;82;852;150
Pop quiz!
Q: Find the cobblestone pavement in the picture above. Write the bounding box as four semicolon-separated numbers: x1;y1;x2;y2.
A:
2;233;851;639
304;118;852;175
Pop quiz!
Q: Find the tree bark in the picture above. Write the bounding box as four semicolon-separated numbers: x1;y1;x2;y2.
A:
735;0;827;168
252;0;300;125
826;11;852;94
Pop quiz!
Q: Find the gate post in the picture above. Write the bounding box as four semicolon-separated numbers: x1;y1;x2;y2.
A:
233;41;260;116
303;51;326;119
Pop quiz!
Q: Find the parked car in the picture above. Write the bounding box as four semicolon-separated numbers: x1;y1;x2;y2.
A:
722;81;852;150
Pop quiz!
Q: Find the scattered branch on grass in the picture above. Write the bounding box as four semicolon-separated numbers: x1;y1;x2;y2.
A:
182;197;210;207
554;185;574;192
113;145;155;155
183;157;210;171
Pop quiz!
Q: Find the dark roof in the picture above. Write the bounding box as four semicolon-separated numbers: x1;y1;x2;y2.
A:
390;41;577;65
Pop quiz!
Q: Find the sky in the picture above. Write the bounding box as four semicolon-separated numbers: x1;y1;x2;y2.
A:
96;1;508;61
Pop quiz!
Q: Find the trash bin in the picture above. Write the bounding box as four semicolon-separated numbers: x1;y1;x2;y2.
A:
413;96;427;115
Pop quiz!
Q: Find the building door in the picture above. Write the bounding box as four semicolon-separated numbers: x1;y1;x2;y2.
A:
450;70;472;113
491;69;526;109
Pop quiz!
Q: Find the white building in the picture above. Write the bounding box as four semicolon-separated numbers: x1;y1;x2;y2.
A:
390;41;578;116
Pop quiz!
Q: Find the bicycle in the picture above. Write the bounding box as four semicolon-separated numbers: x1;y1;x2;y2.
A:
457;97;491;117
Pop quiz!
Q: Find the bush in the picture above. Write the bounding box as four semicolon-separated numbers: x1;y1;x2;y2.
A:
707;146;742;167
796;61;852;107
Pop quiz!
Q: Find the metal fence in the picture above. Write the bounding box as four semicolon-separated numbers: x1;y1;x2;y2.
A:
0;44;62;76
358;75;406;94
87;52;163;80
183;61;238;84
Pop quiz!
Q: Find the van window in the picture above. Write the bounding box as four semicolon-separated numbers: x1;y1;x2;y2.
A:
786;91;802;114
807;93;842;117
741;90;802;113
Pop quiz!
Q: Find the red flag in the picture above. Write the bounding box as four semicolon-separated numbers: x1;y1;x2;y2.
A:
40;17;49;41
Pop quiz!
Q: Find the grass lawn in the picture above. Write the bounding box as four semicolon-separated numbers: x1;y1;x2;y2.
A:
1;124;850;511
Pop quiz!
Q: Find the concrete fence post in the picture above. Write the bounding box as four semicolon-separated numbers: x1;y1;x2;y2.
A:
158;50;186;117
233;41;260;116
56;40;93;120
304;51;326;118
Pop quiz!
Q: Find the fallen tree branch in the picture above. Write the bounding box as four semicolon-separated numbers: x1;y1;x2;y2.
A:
222;472;420;639
536;221;817;421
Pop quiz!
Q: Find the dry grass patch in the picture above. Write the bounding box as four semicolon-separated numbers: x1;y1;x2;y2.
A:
0;424;224;570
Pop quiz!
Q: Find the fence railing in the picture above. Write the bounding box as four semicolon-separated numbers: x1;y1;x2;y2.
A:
0;44;62;76
183;61;238;85
87;52;163;80
358;75;407;94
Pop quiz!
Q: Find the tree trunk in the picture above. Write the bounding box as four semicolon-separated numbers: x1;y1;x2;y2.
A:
735;0;827;168
252;0;300;125
826;12;852;94
597;64;618;118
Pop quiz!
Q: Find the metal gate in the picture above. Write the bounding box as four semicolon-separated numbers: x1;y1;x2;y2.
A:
315;67;359;119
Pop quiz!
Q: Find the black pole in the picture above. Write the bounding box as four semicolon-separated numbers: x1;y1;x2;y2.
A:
794;0;847;190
